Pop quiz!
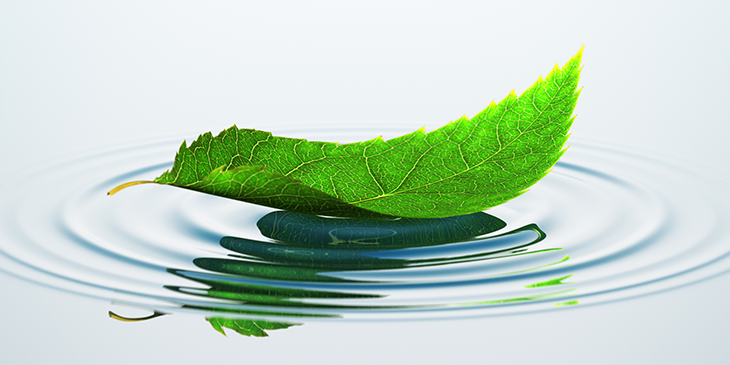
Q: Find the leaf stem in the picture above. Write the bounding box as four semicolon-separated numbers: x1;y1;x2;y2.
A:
107;180;158;196
108;310;167;322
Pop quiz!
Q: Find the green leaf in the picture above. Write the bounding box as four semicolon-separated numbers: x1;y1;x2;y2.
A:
110;48;583;218
205;317;298;337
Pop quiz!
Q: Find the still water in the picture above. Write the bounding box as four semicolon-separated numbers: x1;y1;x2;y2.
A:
1;125;729;336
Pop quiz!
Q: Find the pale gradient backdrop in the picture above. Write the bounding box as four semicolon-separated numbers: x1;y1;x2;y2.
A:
1;1;729;364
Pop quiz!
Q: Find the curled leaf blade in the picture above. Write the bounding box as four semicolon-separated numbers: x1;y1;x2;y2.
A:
116;48;583;218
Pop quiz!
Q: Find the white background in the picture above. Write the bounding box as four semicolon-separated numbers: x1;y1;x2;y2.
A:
1;1;729;364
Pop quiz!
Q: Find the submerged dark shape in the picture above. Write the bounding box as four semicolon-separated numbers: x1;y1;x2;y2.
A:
159;210;565;336
256;211;506;248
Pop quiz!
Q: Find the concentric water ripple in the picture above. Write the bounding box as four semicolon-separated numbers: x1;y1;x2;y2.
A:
1;125;729;325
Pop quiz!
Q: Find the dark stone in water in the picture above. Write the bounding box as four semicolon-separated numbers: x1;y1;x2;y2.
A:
256;211;506;248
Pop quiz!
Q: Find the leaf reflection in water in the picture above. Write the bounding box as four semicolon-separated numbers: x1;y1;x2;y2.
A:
206;317;299;337
114;211;572;337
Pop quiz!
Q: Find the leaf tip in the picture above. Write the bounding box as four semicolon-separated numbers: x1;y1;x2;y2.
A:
564;46;585;70
107;180;157;196
206;318;228;336
575;45;585;63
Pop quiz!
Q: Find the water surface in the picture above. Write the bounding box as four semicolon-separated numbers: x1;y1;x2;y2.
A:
1;125;729;335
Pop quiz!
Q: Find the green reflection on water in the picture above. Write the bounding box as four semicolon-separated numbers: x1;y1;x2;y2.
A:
553;300;580;307
143;211;576;336
524;274;574;288
190;225;551;282
455;288;578;306
206;317;299;337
